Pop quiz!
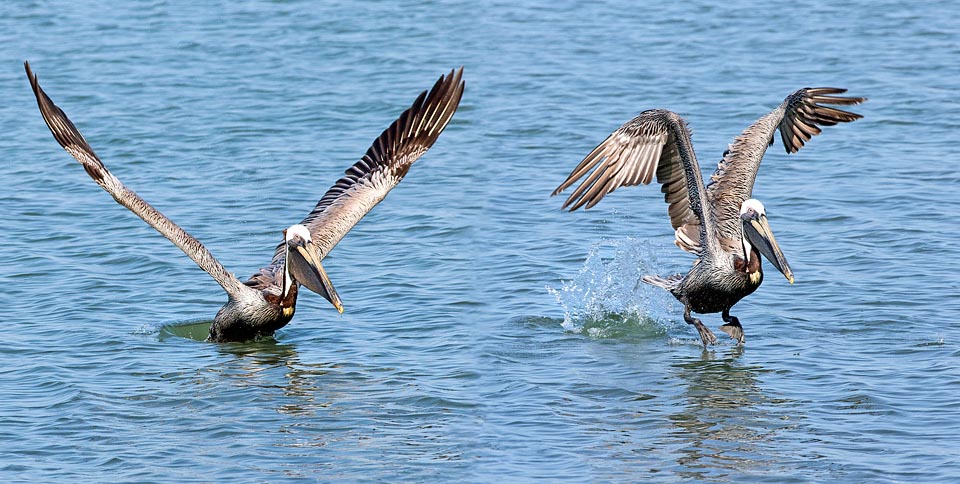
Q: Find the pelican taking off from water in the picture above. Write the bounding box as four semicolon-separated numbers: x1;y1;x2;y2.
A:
554;88;864;346
26;62;464;342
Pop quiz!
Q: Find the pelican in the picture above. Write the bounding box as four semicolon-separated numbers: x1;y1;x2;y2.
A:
26;62;464;342
554;88;864;346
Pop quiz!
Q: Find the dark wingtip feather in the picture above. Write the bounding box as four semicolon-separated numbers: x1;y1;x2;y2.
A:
25;62;109;182
354;65;464;180
299;67;465;229
25;60;46;111
779;87;865;153
24;60;35;85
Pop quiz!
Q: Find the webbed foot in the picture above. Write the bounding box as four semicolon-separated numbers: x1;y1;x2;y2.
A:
695;322;718;347
719;323;744;345
684;305;717;347
720;309;745;345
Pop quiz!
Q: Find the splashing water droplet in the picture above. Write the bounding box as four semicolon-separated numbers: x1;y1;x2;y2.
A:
132;324;161;335
547;237;680;339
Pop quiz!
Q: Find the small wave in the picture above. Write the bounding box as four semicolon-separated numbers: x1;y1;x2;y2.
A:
150;319;213;342
547;237;679;339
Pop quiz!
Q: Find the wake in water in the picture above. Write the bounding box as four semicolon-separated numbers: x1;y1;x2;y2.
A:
548;237;680;339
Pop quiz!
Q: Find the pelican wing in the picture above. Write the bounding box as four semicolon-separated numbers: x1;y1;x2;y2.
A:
25;62;248;299
248;67;464;285
706;88;865;244
553;109;712;254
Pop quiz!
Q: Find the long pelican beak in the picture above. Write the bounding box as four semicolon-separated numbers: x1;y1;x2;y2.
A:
744;214;794;284
286;238;344;313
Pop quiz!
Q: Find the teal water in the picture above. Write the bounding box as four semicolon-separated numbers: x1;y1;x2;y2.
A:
2;0;959;482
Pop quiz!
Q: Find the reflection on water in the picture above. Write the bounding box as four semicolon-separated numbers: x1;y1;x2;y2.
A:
667;347;795;480
5;0;958;479
214;338;337;419
157;323;341;421
158;319;335;417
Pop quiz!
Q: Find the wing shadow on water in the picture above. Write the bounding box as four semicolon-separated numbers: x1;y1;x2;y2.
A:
548;237;680;341
665;347;798;480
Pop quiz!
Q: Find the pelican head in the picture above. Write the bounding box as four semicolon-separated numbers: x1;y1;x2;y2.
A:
739;199;794;284
281;224;343;313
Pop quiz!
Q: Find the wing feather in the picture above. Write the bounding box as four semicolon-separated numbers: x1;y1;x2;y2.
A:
248;67;464;286
553;109;712;254
707;87;865;244
25;61;248;299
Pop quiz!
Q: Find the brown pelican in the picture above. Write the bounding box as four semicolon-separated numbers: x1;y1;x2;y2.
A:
26;62;464;342
553;88;864;346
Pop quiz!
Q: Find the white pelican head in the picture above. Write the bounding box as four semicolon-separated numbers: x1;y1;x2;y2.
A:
739;199;794;284
281;224;343;313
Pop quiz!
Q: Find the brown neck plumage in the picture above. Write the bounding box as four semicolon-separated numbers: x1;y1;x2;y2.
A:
734;246;763;284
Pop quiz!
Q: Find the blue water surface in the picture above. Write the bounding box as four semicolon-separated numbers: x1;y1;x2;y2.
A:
1;0;959;482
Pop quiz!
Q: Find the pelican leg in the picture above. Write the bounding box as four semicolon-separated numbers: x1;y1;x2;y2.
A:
719;308;745;345
684;305;717;347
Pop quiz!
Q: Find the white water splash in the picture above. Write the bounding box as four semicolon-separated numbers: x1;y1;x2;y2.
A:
548;237;681;339
132;324;162;336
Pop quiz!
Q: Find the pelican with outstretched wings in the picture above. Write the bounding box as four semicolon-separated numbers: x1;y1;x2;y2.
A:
554;88;864;346
27;62;464;342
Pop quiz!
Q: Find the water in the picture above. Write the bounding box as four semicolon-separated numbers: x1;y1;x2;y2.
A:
2;0;959;481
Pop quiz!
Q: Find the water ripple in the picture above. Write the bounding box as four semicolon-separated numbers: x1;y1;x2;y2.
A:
3;0;960;482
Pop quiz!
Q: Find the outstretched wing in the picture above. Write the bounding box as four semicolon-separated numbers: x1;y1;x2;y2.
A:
552;109;712;255
25;61;249;299
707;88;865;244
248;67;464;286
